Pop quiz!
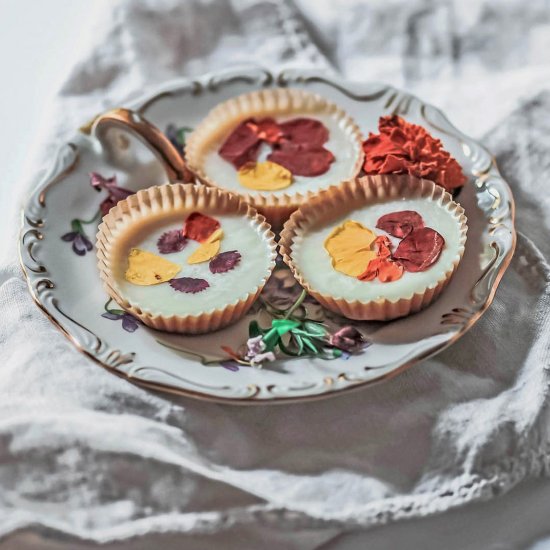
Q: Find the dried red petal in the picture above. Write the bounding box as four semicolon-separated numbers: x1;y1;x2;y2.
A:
377;259;404;282
169;277;210;293
279;118;329;146
358;257;381;281
268;142;335;176
358;256;404;283
157;229;188;254
393;227;445;272
363;115;467;192
246;118;283;143
219;119;262;169
376;210;425;238
209;250;242;274
182;212;221;243
373;235;393;259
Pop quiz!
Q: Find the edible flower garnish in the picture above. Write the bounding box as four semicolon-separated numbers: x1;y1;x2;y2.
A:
157;229;188;254
324;220;377;277
169;277;210;294
125;248;181;285
358;235;404;282
237;160;293;191
219;116;335;179
393;227;445;272
376;210;424;238
182;212;221;243
209;250;242;274
187;228;223;264
363;115;466;192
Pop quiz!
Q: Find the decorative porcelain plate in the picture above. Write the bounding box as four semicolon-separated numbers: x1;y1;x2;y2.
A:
19;67;516;403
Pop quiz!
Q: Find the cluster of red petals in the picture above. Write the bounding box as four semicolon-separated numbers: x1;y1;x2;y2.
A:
219;117;334;177
358;211;446;283
362;115;466;192
358;236;404;282
182;212;221;242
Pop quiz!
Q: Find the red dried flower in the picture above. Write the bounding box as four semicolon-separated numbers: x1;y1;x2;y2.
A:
363;115;466;192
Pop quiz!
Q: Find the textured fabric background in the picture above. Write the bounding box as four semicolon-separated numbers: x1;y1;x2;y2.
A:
1;1;550;548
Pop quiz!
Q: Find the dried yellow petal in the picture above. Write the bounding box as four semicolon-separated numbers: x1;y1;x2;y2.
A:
207;228;223;243
125;248;181;285
237;161;293;191
324;220;378;277
187;228;223;264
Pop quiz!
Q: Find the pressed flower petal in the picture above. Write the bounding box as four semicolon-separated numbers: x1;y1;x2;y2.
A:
324;220;377;277
157;229;188;254
279;117;329;145
373;235;393;259
187;240;220;264
237;161;292;190
219;119;262;169
363;115;466;192
376;259;404;282
169;277;209;293
209;250;242;273
125;248;181;285
247;118;283;143
268;142;334;177
376;210;425;238
182;212;221;243
393;227;445;272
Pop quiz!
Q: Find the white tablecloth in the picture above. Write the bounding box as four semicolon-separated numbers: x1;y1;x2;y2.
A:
1;1;550;548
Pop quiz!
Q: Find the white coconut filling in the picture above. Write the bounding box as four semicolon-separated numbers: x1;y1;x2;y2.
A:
202;113;359;197
113;214;272;316
292;198;462;302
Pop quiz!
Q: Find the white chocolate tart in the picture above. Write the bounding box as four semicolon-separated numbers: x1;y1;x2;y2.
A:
185;88;364;227
96;184;277;333
280;175;467;320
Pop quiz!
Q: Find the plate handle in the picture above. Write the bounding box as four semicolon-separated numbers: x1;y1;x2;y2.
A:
91;108;194;183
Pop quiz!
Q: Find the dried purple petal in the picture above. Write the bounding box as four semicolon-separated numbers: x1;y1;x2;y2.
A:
121;314;140;332
157;229;188;254
209;250;242;274
169;277;210;294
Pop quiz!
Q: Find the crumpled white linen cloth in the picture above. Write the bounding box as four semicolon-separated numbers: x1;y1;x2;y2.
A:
1;0;550;548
